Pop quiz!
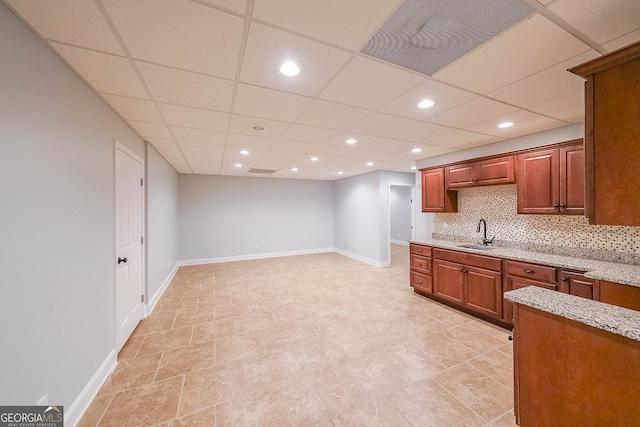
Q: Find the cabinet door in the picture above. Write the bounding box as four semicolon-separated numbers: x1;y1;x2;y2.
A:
422;168;457;212
476;156;515;186
559;144;585;215
433;259;464;305
411;271;432;294
516;149;560;214
445;163;476;188
503;276;557;322
465;266;502;319
559;270;598;300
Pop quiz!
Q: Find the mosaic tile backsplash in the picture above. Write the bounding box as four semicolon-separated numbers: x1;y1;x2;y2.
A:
433;185;640;264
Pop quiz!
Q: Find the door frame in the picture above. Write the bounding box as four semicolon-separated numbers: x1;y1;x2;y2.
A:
114;140;146;351
386;183;415;265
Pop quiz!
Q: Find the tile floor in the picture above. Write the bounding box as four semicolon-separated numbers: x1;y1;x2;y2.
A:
79;244;517;426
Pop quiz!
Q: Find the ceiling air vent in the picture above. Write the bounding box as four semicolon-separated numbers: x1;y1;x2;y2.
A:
360;0;535;76
247;168;277;175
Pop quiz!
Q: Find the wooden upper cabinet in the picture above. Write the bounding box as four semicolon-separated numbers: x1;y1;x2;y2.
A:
421;168;458;213
446;155;514;189
516;149;560;214
560;145;585;215
569;41;640;225
516;142;584;215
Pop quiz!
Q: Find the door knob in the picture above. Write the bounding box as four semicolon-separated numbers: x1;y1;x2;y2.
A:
118;257;128;264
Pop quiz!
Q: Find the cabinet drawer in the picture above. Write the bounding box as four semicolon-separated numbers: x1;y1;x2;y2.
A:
433;248;501;271
410;254;431;275
504;260;556;283
411;271;432;294
410;244;432;257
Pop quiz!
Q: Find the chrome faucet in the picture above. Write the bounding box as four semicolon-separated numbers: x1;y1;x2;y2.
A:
476;219;494;246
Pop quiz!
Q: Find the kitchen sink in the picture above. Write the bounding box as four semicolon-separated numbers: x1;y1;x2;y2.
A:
457;244;494;251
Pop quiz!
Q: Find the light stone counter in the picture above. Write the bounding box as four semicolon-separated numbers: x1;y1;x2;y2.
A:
409;238;640;288
504;286;640;342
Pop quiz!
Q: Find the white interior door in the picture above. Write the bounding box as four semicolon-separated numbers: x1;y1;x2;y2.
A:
115;144;144;352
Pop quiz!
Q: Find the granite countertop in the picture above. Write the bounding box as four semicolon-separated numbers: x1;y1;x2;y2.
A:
409;238;640;288
504;286;640;342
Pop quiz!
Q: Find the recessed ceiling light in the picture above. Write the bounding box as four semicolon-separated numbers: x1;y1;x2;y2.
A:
311;156;319;161
234;163;242;168
252;126;264;131
338;171;344;175
366;162;373;166
279;61;300;76
411;166;416;170
346;138;357;144
498;121;514;128
412;148;422;153
291;167;298;172
418;99;435;109
240;150;249;155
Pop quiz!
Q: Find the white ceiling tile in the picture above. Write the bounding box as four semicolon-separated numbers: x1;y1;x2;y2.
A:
136;62;233;111
102;94;163;123
127;120;172;139
261;150;302;161
601;29;640;52
226;133;276;149
348;112;418;138
177;141;225;154
392;122;455;144
528;91;585;123
269;140;318;153
165;157;192;174
488;50;599;108
466;110;567;138
279;124;339;144
296;100;371;130
549;0;640;45
233;84;312;122
102;0;244;78
7;0;123;54
412;144;459;158
320;56;423;110
434;14;591;94
183;152;224;162
223;152;261;164
379;79;477;120
252;0;403;50
310;144;350;157
240;23;351;96
228;115;290;138
198;0;247;14
171;127;226;144
147;138;180;152
157;103;228;131
191;162;223;175
51;43;147;98
427;130;502;150
428;98;519;128
252;157;293;170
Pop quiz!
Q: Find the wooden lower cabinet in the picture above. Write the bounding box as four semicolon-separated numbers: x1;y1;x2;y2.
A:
512;303;640;426
410;244;433;295
433;253;502;320
410;271;432;294
558;270;599;300
503;276;557;323
598;280;640;311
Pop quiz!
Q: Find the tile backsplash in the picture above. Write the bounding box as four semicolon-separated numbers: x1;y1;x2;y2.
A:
433;185;640;264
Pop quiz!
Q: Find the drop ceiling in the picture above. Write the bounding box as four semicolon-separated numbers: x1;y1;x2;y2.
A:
5;0;640;180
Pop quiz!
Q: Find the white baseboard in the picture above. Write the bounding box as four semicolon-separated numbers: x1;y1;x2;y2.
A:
65;349;117;427
391;239;409;246
178;247;334;267
144;262;179;317
333;248;389;267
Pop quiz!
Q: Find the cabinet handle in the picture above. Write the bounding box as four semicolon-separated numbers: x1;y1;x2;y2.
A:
553;203;558;208
562;277;568;281
459;267;464;272
417;248;422;252
524;269;534;274
560;204;566;208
